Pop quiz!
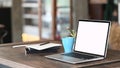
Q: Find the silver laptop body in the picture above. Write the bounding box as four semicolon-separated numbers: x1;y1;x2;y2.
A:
45;20;111;64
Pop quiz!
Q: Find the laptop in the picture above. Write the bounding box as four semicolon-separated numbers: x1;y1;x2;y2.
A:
45;20;111;64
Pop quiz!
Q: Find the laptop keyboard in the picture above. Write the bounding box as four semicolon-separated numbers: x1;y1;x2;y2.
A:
63;52;97;59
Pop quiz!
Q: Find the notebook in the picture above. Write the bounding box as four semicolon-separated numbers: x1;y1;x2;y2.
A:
45;20;111;64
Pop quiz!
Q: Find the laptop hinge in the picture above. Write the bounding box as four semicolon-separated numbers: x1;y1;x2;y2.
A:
74;51;104;57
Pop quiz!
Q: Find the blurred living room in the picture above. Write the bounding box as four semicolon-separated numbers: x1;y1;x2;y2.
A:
3;0;120;47
0;0;120;50
0;0;120;49
0;0;120;68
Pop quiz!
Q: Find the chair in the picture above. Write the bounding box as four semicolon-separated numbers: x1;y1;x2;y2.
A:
0;24;7;44
109;23;120;50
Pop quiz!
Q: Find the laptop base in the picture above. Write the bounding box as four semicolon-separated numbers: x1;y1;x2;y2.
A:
45;53;104;64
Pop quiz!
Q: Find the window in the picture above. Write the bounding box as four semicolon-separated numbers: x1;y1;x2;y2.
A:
22;0;73;42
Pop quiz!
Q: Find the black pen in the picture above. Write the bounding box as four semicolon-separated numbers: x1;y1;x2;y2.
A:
40;42;50;46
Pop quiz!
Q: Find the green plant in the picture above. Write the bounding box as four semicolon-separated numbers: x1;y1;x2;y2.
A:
67;28;76;38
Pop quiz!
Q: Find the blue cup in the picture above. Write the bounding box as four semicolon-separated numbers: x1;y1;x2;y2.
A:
61;37;74;53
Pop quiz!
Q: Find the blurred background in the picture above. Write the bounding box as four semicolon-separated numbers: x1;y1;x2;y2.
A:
0;0;119;44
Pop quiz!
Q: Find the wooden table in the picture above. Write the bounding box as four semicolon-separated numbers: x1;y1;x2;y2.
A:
0;42;120;68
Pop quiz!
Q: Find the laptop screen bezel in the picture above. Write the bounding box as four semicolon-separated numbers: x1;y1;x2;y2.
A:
73;19;111;57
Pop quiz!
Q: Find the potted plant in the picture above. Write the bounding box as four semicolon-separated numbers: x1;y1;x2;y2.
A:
61;28;76;53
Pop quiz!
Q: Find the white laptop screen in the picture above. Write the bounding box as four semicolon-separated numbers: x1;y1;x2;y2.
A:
74;20;110;56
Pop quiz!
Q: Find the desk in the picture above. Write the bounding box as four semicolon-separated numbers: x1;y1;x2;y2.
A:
0;42;120;68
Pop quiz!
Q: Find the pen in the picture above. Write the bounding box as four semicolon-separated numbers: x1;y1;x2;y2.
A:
13;42;50;48
40;42;50;46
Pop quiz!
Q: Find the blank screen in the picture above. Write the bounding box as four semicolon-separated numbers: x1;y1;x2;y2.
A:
74;21;109;56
